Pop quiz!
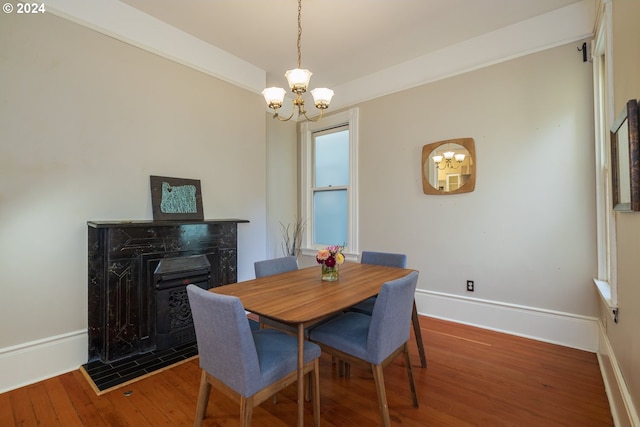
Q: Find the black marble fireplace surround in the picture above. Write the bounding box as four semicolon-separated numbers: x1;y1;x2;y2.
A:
85;219;247;390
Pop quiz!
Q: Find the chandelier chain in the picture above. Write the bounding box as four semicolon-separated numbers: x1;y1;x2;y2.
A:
297;0;302;68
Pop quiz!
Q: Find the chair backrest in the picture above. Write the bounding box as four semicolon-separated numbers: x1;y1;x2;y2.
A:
186;285;261;396
254;256;298;278
367;271;419;364
361;251;407;268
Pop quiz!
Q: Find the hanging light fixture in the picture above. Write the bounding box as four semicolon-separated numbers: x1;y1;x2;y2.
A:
261;0;334;122
432;148;465;170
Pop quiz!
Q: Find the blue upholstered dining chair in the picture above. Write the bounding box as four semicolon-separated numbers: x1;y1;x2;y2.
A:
186;284;321;427
254;255;298;278
309;271;420;427
254;256;299;333
348;251;427;370
349;251;408;315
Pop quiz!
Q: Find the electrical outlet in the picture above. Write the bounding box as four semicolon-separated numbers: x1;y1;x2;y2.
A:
466;280;474;292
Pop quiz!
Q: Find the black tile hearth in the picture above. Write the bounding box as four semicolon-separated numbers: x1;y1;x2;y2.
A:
82;342;198;393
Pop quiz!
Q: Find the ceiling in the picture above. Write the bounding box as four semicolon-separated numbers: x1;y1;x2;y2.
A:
119;0;587;90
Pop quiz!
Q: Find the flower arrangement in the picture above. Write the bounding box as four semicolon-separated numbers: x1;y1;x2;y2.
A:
316;245;345;267
316;245;345;281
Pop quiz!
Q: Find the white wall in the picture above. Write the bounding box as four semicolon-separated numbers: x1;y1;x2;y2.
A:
265;118;298;259
605;0;640;421
0;12;266;391
358;40;597;315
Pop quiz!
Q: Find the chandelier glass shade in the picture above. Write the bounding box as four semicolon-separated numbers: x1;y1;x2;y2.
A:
261;0;334;121
433;150;466;170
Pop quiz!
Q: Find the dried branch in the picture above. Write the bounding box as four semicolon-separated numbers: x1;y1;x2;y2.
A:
280;218;306;257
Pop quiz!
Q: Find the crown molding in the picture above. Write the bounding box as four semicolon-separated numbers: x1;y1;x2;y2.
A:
45;0;595;111
329;0;596;110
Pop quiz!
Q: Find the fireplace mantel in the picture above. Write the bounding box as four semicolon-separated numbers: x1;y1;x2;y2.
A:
87;218;248;363
87;218;249;228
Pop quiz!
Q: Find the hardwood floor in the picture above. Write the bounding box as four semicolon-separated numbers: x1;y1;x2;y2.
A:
1;316;613;426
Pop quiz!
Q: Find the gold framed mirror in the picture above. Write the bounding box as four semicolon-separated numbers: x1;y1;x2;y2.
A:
421;138;476;195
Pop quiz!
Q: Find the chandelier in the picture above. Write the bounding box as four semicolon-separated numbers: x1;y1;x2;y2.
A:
261;0;334;122
432;149;465;170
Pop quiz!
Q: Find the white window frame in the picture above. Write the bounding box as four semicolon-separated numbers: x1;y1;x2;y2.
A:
300;108;359;260
592;0;618;320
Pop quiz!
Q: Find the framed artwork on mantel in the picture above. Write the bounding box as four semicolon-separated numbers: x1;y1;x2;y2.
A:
150;175;204;221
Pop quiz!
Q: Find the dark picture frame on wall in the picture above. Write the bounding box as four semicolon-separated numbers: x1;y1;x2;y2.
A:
611;99;640;212
150;175;204;221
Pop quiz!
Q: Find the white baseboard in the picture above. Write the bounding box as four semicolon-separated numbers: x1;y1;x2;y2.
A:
597;322;639;427
0;330;88;394
415;290;599;352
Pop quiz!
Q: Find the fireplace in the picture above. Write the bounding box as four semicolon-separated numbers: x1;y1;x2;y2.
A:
154;254;211;351
87;219;248;364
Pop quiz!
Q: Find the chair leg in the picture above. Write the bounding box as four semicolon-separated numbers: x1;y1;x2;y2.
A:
403;343;419;407
371;363;391;427
412;300;427;368
194;370;211;427
312;358;321;427
240;396;254;427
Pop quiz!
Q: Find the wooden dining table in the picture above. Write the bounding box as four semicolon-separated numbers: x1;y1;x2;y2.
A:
211;261;419;427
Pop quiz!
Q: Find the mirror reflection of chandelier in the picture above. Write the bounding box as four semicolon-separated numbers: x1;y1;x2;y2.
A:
261;0;334;122
432;148;465;170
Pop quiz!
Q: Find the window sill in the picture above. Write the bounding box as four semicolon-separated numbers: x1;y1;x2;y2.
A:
593;278;618;323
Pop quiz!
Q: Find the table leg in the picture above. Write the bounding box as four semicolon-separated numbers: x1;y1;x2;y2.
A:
412;300;427;368
297;323;304;427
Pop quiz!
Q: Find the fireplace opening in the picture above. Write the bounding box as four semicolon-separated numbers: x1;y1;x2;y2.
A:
154;254;211;351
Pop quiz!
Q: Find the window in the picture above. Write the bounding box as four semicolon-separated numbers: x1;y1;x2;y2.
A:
313;128;349;246
300;108;359;258
592;1;618;313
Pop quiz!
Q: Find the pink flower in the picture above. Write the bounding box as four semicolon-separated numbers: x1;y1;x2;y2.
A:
325;256;336;267
316;249;330;264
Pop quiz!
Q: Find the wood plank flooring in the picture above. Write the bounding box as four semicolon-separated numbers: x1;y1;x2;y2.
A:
1;316;613;426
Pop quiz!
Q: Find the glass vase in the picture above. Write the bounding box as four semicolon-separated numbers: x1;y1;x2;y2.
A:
321;264;339;281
